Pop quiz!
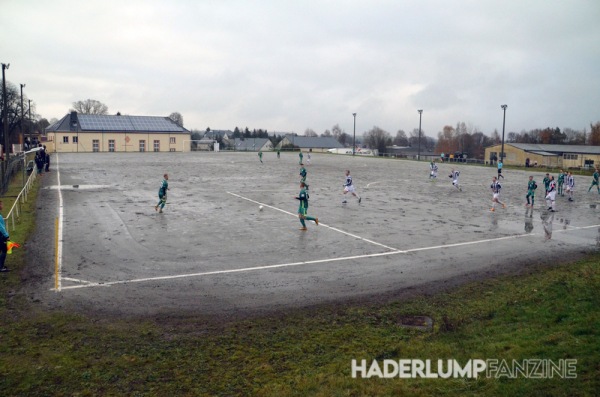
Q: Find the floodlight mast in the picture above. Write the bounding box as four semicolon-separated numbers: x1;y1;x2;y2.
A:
352;112;357;156
417;109;423;161
2;63;10;165
501;104;507;163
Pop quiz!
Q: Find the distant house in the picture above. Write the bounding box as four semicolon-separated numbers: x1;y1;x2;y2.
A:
278;135;345;153
232;138;272;151
203;130;233;143
484;143;600;168
45;112;191;153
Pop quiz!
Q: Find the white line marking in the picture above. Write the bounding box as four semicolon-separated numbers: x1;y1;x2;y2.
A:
58;250;403;290
56;154;63;292
226;191;398;251
62;277;93;284
54;223;600;291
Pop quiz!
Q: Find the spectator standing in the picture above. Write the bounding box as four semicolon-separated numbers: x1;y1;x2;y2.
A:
0;200;10;272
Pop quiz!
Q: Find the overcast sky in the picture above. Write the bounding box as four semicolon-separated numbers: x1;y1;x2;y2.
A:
2;0;599;137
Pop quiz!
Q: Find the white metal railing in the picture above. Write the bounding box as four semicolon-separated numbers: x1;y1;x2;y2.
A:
5;161;38;231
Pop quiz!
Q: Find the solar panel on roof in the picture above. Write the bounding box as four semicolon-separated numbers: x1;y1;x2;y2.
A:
76;115;184;132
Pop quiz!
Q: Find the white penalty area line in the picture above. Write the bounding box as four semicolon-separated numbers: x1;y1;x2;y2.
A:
226;191;398;251
54;223;600;291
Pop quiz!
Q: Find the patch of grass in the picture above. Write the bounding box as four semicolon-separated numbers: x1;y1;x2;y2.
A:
0;174;599;396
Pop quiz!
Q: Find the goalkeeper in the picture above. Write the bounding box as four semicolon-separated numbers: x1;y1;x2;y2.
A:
155;173;169;213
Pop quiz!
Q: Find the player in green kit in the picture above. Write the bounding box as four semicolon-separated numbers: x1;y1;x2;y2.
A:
299;165;309;190
299;151;304;165
543;173;550;196
525;175;537;208
589;168;600;193
258;151;263;163
295;182;318;230
155;173;169;213
557;169;565;196
277;149;280;159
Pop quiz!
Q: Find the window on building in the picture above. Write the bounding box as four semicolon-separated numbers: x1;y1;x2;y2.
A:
170;148;176;152
170;137;176;144
93;140;99;152
563;154;578;160
73;136;78;143
108;140;115;152
139;140;146;152
63;136;69;143
154;140;160;152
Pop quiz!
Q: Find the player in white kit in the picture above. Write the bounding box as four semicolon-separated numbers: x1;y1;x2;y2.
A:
342;170;361;204
449;169;461;191
545;176;557;212
490;176;506;211
429;160;438;180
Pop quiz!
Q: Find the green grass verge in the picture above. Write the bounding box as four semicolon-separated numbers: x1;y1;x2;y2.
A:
0;175;599;396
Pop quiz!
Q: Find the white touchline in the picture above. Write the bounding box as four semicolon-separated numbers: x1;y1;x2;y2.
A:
56;154;63;292
55;223;600;292
226;191;398;251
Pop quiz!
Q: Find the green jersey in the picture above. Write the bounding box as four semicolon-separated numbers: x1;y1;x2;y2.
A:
593;172;599;183
558;173;565;184
527;180;537;194
299;167;307;181
297;188;309;214
159;179;168;197
543;176;550;189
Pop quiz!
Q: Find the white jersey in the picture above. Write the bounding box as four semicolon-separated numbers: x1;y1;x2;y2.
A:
566;175;575;189
491;181;501;193
344;174;355;192
430;163;438;177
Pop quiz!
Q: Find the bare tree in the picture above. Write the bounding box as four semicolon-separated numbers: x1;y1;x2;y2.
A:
590;122;600;146
321;129;332;137
0;80;34;144
169;112;184;127
393;130;408;146
71;99;108;115
304;128;318;137
364;126;392;155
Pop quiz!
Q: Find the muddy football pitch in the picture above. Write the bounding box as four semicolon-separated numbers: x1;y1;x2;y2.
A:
25;151;600;318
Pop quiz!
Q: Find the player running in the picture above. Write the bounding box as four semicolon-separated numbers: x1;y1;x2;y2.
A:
525;175;538;208
588;168;600;193
299;164;309;190
342;169;361;204
449;169;462;191
490;176;506;212
154;173;169;213
429;160;438;180
295;182;318;231
565;171;575;202
545;176;557;212
299;151;304;165
258;151;263;163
